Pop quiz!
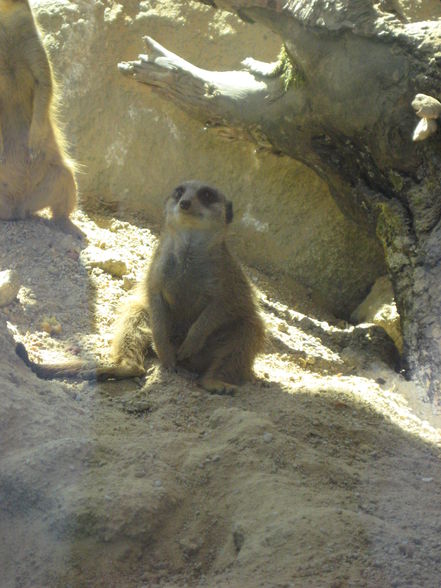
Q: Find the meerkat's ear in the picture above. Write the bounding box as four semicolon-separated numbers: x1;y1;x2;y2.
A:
225;200;233;224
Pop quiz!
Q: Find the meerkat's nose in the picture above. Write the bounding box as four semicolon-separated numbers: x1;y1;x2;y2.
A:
180;199;191;210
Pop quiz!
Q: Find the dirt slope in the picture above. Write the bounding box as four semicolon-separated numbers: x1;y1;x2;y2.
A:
1;212;440;588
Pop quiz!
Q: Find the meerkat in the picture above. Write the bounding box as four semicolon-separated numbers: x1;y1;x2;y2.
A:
16;181;265;393
0;0;82;237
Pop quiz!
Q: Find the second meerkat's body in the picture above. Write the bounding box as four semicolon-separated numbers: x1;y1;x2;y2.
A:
0;0;81;236
17;181;265;393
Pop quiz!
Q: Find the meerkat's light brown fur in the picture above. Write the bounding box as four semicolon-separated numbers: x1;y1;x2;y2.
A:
0;0;81;237
16;181;265;393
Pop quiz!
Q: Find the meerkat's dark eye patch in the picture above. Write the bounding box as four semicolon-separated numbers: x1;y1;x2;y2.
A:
197;187;220;206
173;186;185;201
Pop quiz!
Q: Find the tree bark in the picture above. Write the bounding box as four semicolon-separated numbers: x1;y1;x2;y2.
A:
118;1;441;402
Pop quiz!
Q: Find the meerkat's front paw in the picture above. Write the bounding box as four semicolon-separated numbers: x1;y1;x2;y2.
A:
177;331;201;361
28;145;42;163
28;126;46;162
199;376;238;396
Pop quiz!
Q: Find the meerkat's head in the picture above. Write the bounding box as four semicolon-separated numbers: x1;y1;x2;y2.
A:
165;181;233;232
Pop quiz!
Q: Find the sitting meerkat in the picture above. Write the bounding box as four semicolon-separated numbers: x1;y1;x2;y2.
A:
16;181;265;393
0;0;82;237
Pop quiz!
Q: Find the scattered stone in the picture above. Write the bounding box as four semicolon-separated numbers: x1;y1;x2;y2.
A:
412;93;441;141
179;538;200;557
66;248;80;261
0;269;21;307
233;523;245;553
40;315;62;336
123;276;136;290
86;249;128;278
398;542;415;558
110;220;127;232
412;93;441;119
263;432;273;443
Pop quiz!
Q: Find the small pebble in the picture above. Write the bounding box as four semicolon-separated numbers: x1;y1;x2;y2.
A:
87;250;128;278
263;432;273;443
40;316;62;336
398;542;415;558
123;276;135;290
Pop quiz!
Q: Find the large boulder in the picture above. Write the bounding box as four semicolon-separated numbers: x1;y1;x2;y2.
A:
351;276;403;354
31;0;386;317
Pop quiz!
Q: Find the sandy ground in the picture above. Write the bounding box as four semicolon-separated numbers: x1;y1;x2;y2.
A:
1;210;441;588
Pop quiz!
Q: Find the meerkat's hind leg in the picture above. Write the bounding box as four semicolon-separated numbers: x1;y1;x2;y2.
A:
27;161;84;238
0;199;15;221
50;163;84;239
198;319;263;395
52;216;84;239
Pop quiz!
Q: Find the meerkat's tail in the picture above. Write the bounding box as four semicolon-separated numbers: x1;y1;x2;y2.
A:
15;342;145;381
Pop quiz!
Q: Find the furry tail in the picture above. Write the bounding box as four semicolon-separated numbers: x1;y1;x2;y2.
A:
15;342;145;381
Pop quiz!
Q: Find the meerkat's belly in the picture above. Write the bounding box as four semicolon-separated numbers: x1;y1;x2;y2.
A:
161;251;214;329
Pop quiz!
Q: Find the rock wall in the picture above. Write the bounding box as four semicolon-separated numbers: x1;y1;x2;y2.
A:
31;0;387;317
393;0;441;21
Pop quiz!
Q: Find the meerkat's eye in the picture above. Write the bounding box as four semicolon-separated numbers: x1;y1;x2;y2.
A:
197;187;219;206
174;186;185;201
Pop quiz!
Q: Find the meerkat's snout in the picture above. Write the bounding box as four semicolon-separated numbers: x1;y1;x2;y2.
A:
179;199;191;210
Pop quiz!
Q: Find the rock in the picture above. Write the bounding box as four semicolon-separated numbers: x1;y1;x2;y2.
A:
398;542;415;558
412;94;441;120
392;0;441;21
413;117;438;142
351;276;403;353
123;276;136;291
32;0;386;317
85;249;128;278
40;316;62;336
0;270;21;307
179;538;200;557
233;523;245;553
263;432;273;443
